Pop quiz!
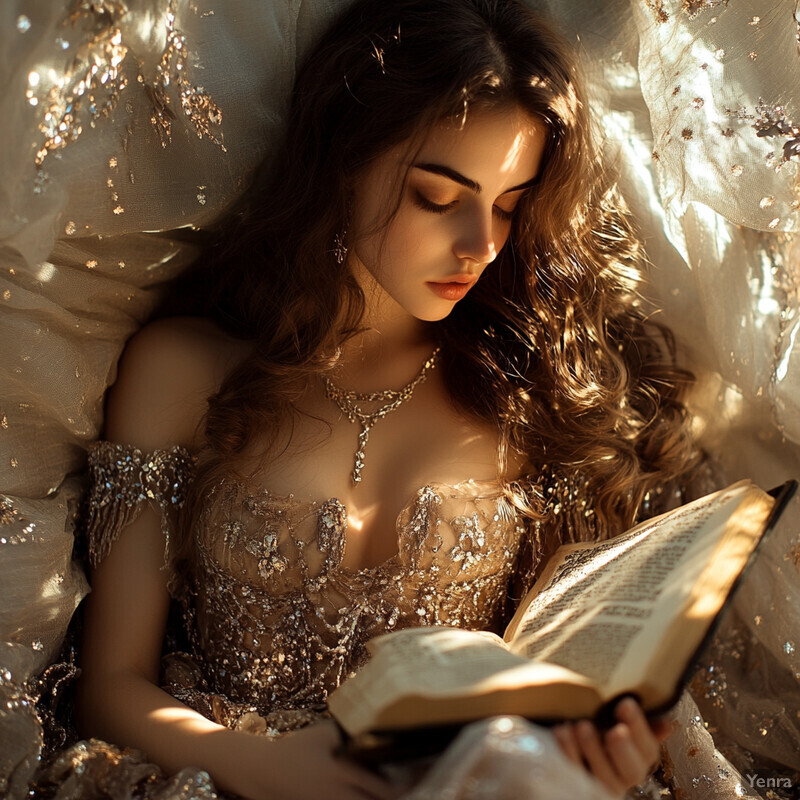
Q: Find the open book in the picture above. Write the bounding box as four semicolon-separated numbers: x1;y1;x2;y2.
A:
329;479;796;751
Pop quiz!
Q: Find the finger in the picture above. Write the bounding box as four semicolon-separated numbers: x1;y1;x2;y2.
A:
576;720;626;796
604;722;652;788
338;762;397;800
615;698;661;766
552;723;582;765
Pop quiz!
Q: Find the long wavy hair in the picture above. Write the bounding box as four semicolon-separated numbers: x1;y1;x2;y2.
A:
178;0;696;556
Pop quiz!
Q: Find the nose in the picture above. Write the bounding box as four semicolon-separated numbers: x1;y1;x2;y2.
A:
453;206;497;266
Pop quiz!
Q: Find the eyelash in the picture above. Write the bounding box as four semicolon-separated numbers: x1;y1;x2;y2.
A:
412;192;515;221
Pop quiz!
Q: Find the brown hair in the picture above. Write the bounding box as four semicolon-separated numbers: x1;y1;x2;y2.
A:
179;0;695;558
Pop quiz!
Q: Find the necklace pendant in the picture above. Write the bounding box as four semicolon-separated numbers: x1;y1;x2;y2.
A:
323;348;440;487
352;426;370;485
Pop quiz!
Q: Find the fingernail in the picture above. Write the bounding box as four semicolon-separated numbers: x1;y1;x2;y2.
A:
617;697;637;720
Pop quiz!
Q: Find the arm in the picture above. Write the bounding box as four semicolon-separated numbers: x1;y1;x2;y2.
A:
73;319;394;800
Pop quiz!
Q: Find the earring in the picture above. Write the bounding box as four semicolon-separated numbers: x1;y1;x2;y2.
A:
333;230;348;264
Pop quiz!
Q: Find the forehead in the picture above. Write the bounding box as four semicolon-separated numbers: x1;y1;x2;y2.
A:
414;106;547;190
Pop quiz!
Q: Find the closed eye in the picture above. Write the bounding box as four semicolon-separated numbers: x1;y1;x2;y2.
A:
412;192;457;214
414;191;516;221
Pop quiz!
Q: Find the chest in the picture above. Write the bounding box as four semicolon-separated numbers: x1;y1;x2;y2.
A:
233;372;510;571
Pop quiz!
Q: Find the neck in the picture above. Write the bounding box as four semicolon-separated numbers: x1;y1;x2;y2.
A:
335;260;436;392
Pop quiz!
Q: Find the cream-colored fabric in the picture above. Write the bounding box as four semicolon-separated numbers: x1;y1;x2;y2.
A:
2;1;800;798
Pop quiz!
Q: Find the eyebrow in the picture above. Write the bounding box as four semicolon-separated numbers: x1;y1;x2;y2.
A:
411;163;539;195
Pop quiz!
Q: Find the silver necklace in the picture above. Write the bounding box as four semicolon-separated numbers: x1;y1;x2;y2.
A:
322;348;440;485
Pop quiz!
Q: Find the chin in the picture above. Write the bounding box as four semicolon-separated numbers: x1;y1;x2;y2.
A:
413;305;456;323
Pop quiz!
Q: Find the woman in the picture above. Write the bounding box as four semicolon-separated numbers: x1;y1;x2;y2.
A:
73;0;694;797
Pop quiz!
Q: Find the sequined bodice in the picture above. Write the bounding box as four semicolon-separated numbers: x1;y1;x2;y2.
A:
185;476;526;713
86;443;540;727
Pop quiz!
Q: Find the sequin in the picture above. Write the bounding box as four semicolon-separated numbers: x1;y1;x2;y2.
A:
30;4;129;167
85;442;196;572
681;0;723;18
646;1;670;24
148;2;225;150
27;1;225;169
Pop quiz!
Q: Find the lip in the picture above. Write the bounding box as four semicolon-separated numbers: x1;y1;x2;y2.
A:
426;275;477;302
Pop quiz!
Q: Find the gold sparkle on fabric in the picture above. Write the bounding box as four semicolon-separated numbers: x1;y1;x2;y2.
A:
64;221;77;235
28;0;225;171
148;3;225;150
31;3;129;167
726;100;800;168
0;497;19;526
681;0;728;20
645;1;669;24
2;290;10;301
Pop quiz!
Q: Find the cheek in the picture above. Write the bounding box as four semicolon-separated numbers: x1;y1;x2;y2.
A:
354;209;426;277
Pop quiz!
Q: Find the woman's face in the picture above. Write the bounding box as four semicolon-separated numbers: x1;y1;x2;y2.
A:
349;106;548;323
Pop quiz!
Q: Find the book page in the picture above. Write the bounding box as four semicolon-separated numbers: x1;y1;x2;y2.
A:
363;627;523;694
329;626;595;735
504;482;769;697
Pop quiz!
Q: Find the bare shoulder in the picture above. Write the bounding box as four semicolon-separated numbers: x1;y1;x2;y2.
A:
104;317;251;451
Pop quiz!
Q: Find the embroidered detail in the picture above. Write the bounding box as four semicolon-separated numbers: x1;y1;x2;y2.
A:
85;441;196;571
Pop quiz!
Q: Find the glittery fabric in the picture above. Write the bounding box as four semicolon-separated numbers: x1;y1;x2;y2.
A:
86;441;197;577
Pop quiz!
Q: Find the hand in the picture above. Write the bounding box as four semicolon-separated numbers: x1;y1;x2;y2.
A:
237;719;398;800
551;698;671;798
